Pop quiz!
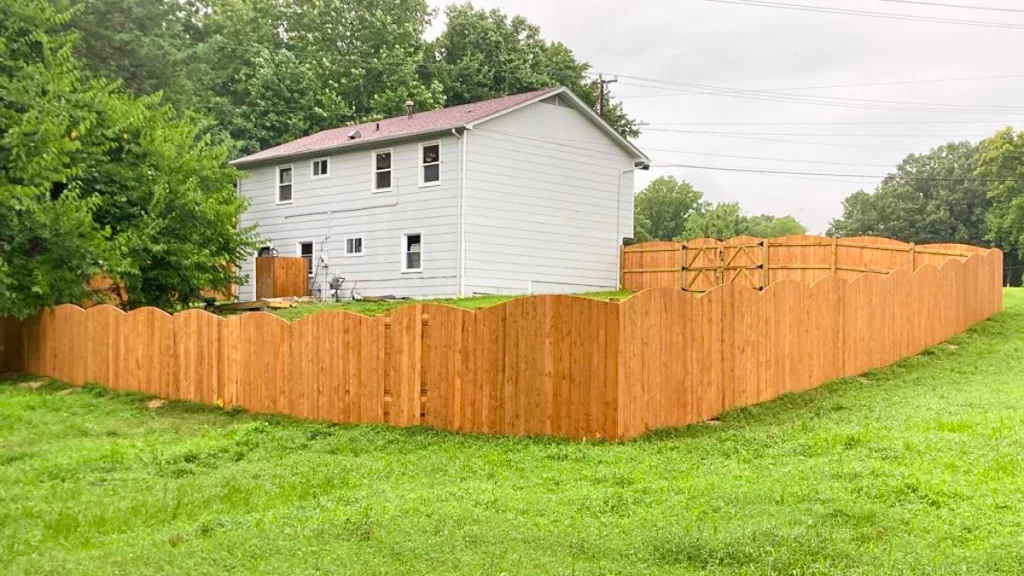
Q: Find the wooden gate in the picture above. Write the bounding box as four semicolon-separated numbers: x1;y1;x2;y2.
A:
683;237;765;292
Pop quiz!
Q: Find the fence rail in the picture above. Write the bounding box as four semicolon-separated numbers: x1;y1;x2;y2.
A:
622;235;991;292
0;248;1003;440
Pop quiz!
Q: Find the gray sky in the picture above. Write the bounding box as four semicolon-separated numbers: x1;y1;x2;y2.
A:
427;0;1024;233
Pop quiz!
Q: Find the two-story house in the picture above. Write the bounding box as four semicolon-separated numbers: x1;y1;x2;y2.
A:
231;86;650;300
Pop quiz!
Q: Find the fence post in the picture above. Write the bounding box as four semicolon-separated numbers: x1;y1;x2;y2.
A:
909;242;916;270
831;237;838;276
761;239;770;289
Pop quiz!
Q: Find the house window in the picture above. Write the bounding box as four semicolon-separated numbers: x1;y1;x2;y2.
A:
345;237;363;256
402;233;422;272
298;241;314;277
311;158;329;178
420;142;440;186
373;149;392;191
277;166;293;203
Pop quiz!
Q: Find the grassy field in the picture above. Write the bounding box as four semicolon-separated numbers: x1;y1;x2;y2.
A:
271;290;632;321
2;290;1023;575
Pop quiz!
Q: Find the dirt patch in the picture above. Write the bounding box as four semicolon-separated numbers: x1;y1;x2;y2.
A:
146;399;167;410
17;379;47;390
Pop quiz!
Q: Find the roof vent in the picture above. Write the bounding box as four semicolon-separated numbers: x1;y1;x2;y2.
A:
347;129;361;140
375;122;380;131
405;99;415;117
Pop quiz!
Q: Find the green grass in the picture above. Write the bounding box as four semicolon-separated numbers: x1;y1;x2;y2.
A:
271;290;632;321
2;290;1024;575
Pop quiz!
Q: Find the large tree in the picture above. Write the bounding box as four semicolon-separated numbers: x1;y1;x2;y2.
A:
1;0;257;318
632;176;707;241
827;142;989;245
977;129;1024;257
425;3;638;138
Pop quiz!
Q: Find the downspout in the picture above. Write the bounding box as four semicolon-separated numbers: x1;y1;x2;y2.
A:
616;166;633;290
452;127;469;297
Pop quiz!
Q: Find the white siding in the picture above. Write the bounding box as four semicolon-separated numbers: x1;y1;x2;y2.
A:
237;134;460;300
462;101;638;296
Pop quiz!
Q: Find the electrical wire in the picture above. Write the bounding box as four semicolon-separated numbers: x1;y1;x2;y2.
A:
650;163;1024;181
874;0;1024;14
604;72;1024;95
697;0;1024;30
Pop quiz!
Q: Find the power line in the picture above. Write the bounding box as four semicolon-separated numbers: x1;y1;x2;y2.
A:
643;128;944;151
606;72;1024;95
644;147;898;167
644;128;996;137
612;77;1024;113
643;119;1024;126
650;163;1024;181
874;0;1024;14
698;0;1024;30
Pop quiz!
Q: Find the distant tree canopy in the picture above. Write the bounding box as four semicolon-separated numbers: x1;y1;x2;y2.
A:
826;142;989;246
63;0;639;154
632;177;807;242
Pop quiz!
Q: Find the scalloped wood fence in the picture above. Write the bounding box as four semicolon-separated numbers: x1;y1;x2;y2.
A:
0;248;1003;440
622;235;994;292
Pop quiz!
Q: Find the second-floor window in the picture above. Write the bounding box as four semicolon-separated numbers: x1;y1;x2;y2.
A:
312;158;328;178
277;166;293;204
373;150;392;192
420;142;440;186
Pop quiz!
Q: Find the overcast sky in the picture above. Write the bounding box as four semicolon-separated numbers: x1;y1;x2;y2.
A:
426;0;1024;233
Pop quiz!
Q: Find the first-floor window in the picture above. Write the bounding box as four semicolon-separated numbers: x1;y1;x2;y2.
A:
346;237;364;256
299;241;314;277
403;233;422;272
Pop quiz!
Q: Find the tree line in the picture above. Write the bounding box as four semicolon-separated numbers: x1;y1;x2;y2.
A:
631;176;808;242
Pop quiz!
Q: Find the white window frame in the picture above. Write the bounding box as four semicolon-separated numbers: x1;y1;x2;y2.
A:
310;157;329;179
276;165;294;205
297;240;315;278
344;236;365;258
419;141;441;187
401;232;423;273
371;148;393;193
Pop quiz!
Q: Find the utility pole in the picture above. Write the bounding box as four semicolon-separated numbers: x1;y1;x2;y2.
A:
598;75;617;118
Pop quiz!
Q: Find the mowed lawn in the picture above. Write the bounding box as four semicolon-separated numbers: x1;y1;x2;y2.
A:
271;290;632;321
2;292;1024;575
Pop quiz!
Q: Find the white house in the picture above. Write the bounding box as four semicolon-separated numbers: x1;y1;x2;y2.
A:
231;86;650;301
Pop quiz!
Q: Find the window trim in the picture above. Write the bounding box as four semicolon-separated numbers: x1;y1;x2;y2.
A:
297;239;315;278
344;235;365;258
310;157;329;179
418;141;441;188
276;164;294;205
371;148;393;193
401;231;423;273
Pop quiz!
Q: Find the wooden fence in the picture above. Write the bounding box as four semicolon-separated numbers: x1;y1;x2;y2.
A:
0;248;1003;440
622;235;992;292
255;257;308;299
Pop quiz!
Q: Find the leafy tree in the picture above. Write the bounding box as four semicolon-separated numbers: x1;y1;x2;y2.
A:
827;142;989;245
977;129;1024;257
633;177;707;241
744;214;808;238
65;0;205;109
1;0;257;317
680;202;746;241
425;3;639;138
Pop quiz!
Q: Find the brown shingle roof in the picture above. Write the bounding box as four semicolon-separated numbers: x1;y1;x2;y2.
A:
231;87;562;166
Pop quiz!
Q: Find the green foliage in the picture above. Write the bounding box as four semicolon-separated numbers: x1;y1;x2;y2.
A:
632;177;708;241
425;3;638;138
826;142;990;245
0;0;257;317
633;178;806;242
3;291;1024;573
977;129;1024;258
